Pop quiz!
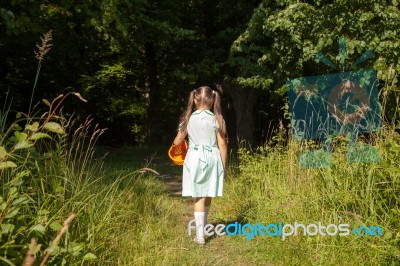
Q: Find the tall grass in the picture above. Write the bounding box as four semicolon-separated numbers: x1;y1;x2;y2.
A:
212;71;400;265
0;31;187;265
0;101;191;264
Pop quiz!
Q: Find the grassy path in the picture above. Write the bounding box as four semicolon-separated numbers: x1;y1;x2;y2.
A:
97;144;399;265
100;145;271;265
99;144;399;265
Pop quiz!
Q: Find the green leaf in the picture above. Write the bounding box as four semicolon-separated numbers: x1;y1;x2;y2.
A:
11;195;29;206
14;140;33;150
25;122;39;132
383;230;393;240
4;207;19;218
82;253;97;260
44;122;65;134
1;224;15;234
68;242;85;256
15;170;30;178
30;224;46;234
32;244;42;255
47;245;63;255
37;209;50;223
0;161;17;170
12;123;22;131
9;176;23;186
49;221;62;231
9;187;17;197
16;112;21;119
29;132;51;141
38;209;49;215
14;131;27;142
0;146;7;160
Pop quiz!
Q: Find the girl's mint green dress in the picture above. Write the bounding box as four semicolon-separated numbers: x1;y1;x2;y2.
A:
182;110;224;197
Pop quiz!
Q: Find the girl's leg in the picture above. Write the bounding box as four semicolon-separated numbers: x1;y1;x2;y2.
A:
194;197;212;223
194;197;206;212
193;197;206;244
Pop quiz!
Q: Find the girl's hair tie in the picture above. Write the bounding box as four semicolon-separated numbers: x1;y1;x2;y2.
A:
193;89;197;93
212;90;216;94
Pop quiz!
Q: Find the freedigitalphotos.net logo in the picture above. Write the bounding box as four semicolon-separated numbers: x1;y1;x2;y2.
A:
286;39;381;168
187;220;384;241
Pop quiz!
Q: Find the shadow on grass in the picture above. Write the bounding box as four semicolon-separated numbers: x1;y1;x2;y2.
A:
204;215;249;244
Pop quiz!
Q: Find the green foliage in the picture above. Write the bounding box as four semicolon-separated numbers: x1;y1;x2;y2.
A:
229;1;400;91
0;0;262;143
0;46;95;262
217;131;400;265
0;7;16;32
0;94;169;264
81;62;147;143
0;91;98;264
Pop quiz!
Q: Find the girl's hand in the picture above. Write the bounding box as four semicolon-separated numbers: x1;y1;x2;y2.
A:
217;131;227;170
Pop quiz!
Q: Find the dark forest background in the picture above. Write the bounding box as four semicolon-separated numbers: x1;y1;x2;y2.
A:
1;0;399;147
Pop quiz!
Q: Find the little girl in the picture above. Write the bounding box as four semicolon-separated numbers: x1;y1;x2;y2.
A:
173;86;228;244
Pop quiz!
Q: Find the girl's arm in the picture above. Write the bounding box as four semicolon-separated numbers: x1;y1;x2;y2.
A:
173;130;187;145
217;131;228;170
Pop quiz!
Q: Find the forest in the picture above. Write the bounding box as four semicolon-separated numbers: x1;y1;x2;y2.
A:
1;0;397;146
0;0;399;265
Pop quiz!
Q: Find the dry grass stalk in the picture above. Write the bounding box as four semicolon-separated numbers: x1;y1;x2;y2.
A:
34;30;53;61
21;238;37;266
39;213;76;266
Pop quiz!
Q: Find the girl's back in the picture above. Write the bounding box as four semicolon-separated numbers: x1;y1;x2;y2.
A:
187;110;218;146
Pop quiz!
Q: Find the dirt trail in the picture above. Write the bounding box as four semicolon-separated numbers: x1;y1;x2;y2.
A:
164;178;182;196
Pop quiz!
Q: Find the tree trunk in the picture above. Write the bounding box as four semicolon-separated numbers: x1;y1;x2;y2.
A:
144;42;161;142
223;81;256;146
